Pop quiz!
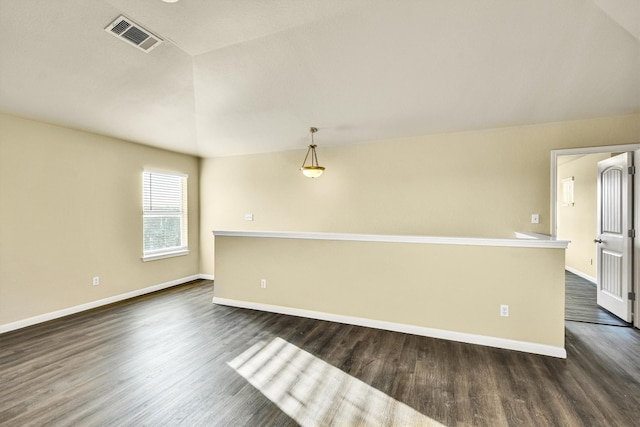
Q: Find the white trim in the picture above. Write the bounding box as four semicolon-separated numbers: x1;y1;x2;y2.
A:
565;266;596;284
213;230;569;249
142;249;189;262
0;275;202;335
550;143;640;237
199;274;215;280
212;297;567;359
636;150;640;330
142;169;188;179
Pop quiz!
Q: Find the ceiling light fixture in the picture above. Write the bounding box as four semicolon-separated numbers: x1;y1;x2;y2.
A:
161;0;180;3
300;127;325;178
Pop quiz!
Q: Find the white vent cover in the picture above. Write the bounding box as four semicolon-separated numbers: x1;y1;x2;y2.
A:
105;15;163;53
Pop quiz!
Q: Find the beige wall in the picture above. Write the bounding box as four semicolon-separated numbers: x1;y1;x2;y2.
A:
0;112;200;326
200;113;640;275
557;153;610;279
214;236;566;348
3;111;639;330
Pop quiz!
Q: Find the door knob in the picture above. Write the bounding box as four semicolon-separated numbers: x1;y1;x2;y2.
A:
594;239;603;243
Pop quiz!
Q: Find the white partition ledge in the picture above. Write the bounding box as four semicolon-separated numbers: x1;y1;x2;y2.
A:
515;231;564;241
213;230;569;249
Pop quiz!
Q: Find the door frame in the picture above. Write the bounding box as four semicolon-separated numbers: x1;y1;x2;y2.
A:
551;143;640;329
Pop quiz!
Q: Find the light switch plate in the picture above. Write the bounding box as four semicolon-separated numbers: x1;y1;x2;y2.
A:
531;214;539;224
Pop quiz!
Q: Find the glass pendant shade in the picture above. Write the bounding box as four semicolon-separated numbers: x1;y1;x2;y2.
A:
300;127;325;178
301;165;325;178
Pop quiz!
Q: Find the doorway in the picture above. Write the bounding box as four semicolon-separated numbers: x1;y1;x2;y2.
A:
552;144;640;329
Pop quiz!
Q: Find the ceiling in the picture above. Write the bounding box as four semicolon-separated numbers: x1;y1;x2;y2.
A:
0;0;638;157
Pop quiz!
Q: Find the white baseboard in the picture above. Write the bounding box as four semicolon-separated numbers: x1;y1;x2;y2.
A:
565;266;596;284
0;274;207;335
212;297;567;359
199;274;215;280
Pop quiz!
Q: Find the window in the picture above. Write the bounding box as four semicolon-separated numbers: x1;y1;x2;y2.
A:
561;176;575;207
142;171;188;261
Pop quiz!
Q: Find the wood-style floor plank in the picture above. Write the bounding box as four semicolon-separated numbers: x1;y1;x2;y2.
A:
565;270;630;326
1;279;639;426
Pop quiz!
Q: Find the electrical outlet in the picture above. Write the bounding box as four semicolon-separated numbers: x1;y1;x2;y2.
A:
531;214;540;224
92;276;100;286
500;304;509;317
260;279;267;289
245;213;254;221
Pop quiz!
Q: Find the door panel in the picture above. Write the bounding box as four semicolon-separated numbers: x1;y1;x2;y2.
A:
601;168;622;234
601;250;622;297
596;153;633;322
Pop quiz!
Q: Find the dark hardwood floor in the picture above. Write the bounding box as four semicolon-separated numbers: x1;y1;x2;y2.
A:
565;270;631;326
1;280;639;426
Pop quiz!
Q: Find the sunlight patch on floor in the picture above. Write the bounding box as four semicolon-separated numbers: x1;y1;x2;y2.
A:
228;337;445;426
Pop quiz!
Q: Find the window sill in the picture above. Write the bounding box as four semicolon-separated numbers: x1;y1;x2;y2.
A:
142;249;189;262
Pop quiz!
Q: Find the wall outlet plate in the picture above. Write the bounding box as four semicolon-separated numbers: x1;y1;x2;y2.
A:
531;214;540;224
500;304;509;317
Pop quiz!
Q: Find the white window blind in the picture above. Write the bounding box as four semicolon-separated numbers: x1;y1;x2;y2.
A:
142;171;188;260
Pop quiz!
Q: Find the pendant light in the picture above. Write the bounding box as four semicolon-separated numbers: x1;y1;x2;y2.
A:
300;127;325;178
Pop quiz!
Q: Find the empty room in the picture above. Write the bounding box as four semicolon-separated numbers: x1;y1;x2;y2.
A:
1;1;639;426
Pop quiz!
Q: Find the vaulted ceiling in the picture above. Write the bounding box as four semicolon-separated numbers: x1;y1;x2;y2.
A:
1;0;638;157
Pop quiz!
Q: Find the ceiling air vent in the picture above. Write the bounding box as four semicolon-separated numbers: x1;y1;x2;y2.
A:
105;15;163;53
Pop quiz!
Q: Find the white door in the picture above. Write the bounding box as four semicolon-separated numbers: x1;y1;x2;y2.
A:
596;153;633;322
